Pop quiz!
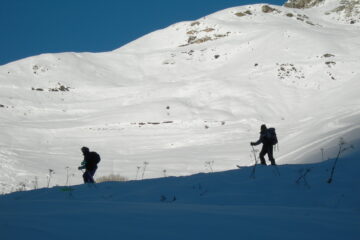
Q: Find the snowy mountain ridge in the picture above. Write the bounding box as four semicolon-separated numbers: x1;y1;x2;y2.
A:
0;0;359;194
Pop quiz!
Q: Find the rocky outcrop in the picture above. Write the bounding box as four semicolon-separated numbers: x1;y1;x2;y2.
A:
328;0;360;18
284;0;325;8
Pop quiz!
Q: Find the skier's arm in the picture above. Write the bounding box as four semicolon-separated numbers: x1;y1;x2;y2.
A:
78;165;85;170
251;138;262;146
251;134;264;146
78;160;86;170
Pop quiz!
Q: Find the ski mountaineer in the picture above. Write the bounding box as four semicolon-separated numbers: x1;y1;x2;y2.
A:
78;147;101;183
250;124;277;165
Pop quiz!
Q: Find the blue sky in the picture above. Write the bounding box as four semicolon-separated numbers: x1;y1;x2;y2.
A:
0;0;286;65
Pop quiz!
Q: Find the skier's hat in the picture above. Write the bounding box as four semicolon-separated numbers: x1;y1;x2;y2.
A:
81;146;90;153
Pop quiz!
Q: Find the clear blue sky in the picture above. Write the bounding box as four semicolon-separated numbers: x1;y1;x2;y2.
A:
0;0;286;65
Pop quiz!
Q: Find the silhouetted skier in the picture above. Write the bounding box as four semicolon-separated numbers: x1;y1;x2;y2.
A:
251;124;277;165
78;147;101;183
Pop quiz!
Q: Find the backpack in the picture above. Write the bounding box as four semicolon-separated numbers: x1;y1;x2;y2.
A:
266;128;278;145
90;152;101;164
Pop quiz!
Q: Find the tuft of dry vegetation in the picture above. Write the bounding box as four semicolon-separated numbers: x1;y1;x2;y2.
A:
96;174;128;183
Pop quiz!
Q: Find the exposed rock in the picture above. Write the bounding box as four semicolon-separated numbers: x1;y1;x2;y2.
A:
187;28;215;34
188;36;197;44
31;87;44;91
298;14;309;19
49;83;70;92
147;122;160;125
262;5;280;13
187;30;198;35
306;20;316;25
190;21;200;26
193;36;212;44
323;53;335;58
325;61;336;67
162;121;173;124
284;0;325;9
235;12;246;17
163;59;175;65
235;10;252;17
333;5;347;12
214;34;228;38
32;64;49;75
202;28;215;32
329;0;360;18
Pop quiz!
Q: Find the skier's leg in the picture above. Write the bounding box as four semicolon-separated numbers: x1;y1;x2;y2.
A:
82;171;88;183
259;146;267;165
268;145;276;165
88;169;97;183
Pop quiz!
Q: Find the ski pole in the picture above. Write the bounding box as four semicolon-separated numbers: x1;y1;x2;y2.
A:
251;145;258;163
249;145;258;179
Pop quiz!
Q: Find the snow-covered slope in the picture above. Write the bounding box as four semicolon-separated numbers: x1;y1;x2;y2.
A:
0;0;359;193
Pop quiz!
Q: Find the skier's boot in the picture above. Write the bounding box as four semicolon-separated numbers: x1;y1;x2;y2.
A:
270;160;276;165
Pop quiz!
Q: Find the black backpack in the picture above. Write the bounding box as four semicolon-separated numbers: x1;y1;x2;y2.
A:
90;152;101;164
267;128;278;145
